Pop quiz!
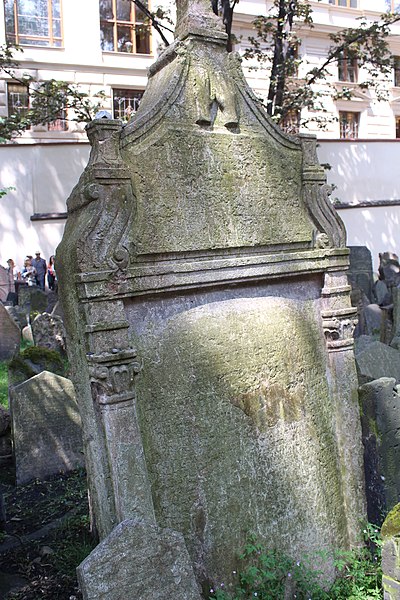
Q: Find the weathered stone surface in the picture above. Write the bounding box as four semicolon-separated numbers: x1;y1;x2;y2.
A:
364;304;384;337
354;335;375;355
8;346;67;387
31;313;66;354
382;505;400;599
0;265;13;304
78;519;202;600
379;252;400;288
21;325;33;344
356;342;400;383
391;287;400;349
0;405;10;436
9;371;84;485
0;303;20;360
5;305;27;330
56;2;366;592
359;378;400;520
375;280;391;306
18;286;47;313
348;246;374;302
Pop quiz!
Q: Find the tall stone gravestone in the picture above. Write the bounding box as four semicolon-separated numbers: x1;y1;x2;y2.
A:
57;2;366;596
0;265;13;304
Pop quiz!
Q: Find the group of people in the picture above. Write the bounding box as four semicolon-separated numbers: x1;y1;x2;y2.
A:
6;252;57;291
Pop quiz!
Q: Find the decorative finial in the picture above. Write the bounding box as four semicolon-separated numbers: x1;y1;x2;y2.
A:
175;0;227;42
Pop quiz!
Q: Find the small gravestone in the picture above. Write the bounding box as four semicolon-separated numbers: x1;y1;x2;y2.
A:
9;371;84;485
31;313;66;355
359;377;400;521
348;246;374;303
78;519;202;600
0;303;20;360
18;286;47;314
5;305;27;330
356;342;400;384
0;265;13;304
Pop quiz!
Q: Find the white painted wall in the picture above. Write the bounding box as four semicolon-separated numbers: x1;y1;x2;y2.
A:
0;143;90;268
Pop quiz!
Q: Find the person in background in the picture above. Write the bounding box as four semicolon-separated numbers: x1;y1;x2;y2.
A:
47;255;57;291
21;258;37;286
7;259;21;281
31;251;47;290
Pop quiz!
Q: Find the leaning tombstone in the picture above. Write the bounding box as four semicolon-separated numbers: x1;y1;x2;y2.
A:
57;2;366;595
9;371;84;485
0;265;13;304
0;303;20;360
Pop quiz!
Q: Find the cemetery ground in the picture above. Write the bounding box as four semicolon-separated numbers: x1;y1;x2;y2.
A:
0;350;94;599
0;461;93;599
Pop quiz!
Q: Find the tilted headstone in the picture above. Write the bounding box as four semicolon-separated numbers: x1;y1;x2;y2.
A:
359;377;400;521
31;312;66;354
348;246;374;303
0;265;13;304
0;302;20;360
57;2;366;594
9;371;84;485
78;519;202;600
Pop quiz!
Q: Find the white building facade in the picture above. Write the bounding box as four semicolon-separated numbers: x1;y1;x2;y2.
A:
0;0;399;271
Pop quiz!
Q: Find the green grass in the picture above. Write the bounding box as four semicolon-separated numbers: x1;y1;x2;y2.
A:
0;361;8;408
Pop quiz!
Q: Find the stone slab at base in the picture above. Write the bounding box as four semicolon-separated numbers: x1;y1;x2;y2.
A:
77;519;202;600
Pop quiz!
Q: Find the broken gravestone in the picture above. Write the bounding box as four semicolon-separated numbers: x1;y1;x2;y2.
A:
77;519;202;600
17;285;47;314
348;246;374;303
31;313;66;355
57;0;365;594
9;371;84;485
0;303;20;360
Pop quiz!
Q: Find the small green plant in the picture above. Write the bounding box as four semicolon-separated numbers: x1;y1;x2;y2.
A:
0;361;8;408
209;526;383;600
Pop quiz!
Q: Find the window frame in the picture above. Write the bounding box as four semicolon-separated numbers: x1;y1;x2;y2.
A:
7;81;30;119
339;111;360;139
6;81;69;132
394;56;400;88
396;116;400;139
5;0;63;47
112;88;145;121
338;50;358;83
328;0;358;8
100;0;151;55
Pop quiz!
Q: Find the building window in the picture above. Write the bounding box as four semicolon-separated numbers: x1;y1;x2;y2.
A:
7;82;68;131
280;110;300;135
100;0;150;54
329;0;358;7
339;111;359;139
4;0;62;47
396;117;400;139
338;50;358;83
113;88;144;121
7;82;29;118
394;56;400;87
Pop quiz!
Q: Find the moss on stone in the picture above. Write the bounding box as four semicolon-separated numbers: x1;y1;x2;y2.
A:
381;503;400;538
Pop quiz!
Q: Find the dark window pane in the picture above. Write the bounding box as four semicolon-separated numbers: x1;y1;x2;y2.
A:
117;25;133;52
101;22;115;51
396;117;400;139
116;0;132;22
135;1;148;23
4;0;15;38
340;111;359;139
8;82;30;118
113;88;144;120
136;26;150;54
99;0;114;20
